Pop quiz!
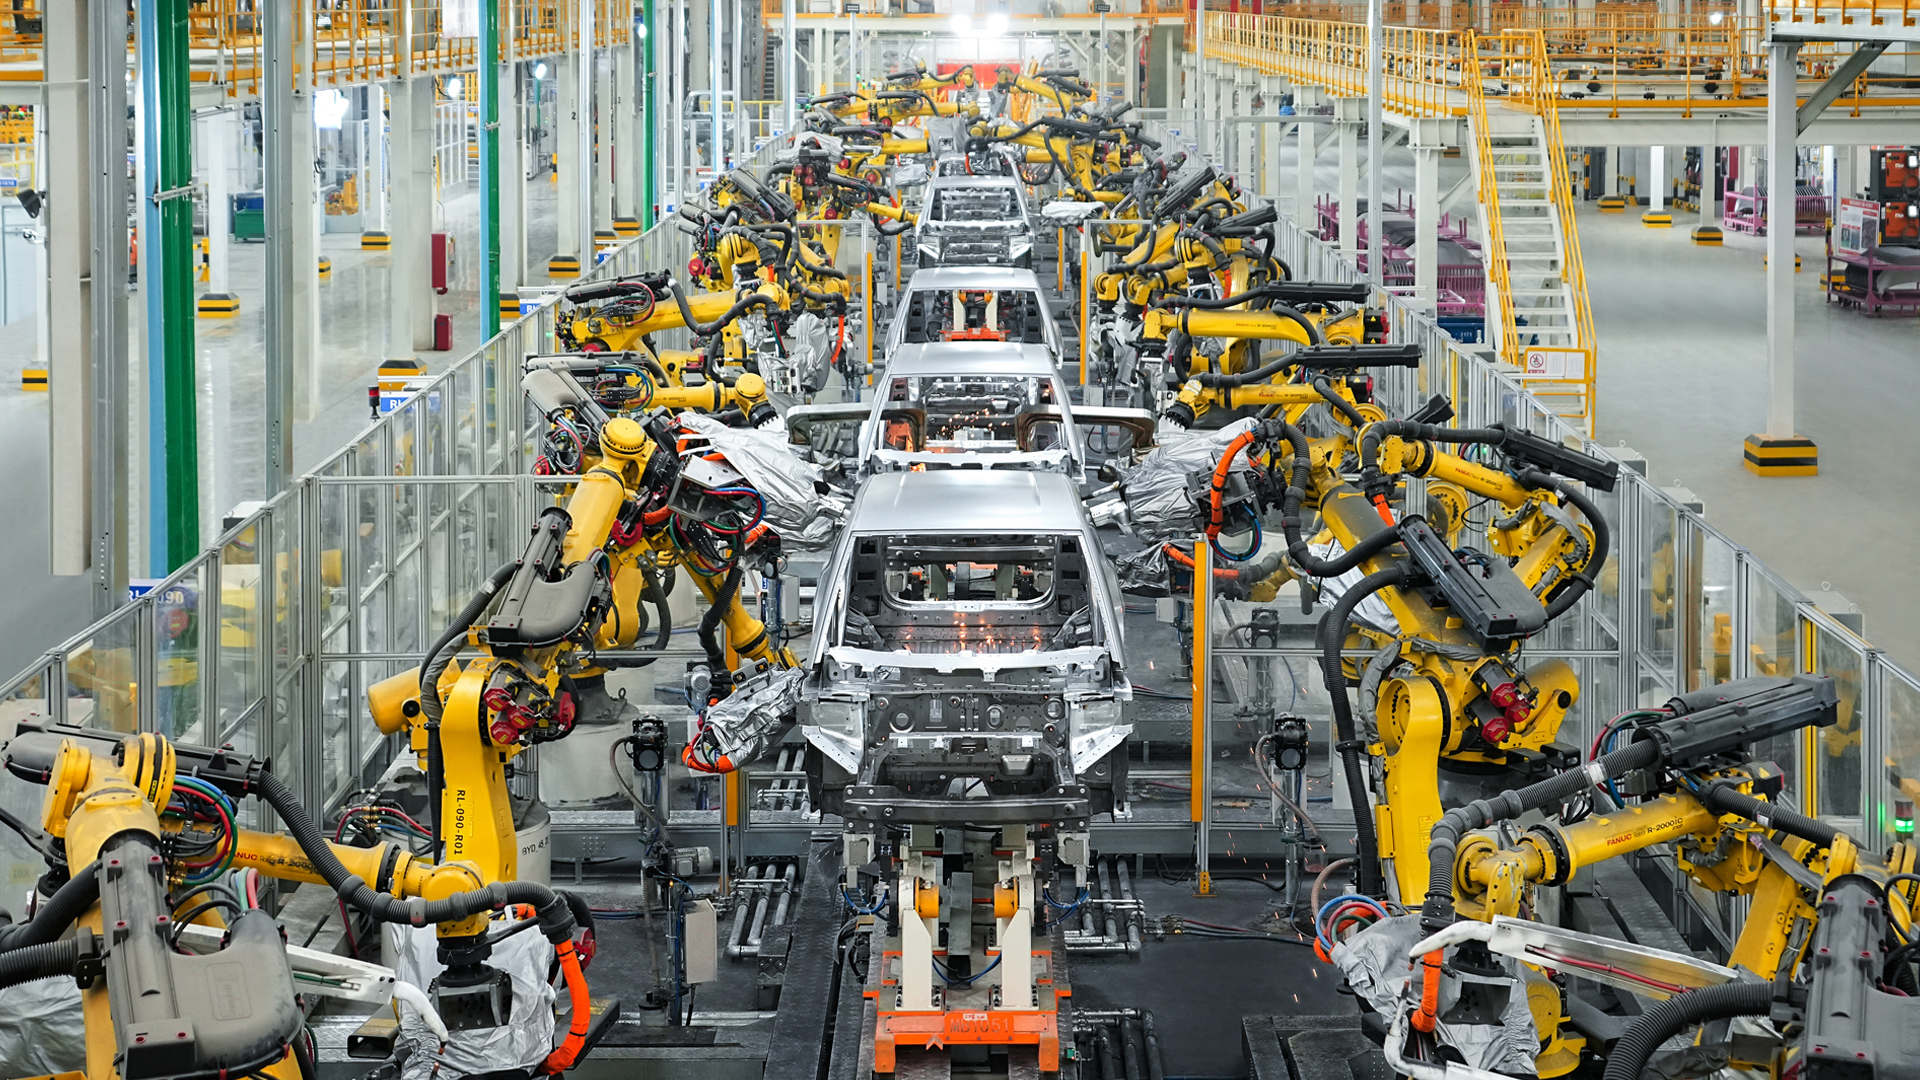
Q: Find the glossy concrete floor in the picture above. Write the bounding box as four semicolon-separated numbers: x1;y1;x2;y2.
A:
0;176;561;680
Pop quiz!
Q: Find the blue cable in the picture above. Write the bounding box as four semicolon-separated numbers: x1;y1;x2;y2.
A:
932;954;1002;986
1210;512;1262;564
1315;894;1389;950
842;886;888;915
1041;886;1089;914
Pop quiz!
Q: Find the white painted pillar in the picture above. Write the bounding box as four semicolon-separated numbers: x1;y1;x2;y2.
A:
500;64;525;294
1296;117;1317;227
577;0;596;259
595;49;615;234
406;77;435;352
294;90;319;417
387;80;416;359
200;110;233;297
1764;42;1798;439
1237;74;1258;187
372;89;388;231
1651;145;1666;210
1415;141;1441;308
1609;145;1622;196
1835;142;1857;201
1338;107;1359;263
1262;77;1285;200
615;44;637;217
556;55;580;258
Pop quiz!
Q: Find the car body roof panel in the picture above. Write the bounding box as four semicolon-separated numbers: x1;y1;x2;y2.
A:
848;469;1090;534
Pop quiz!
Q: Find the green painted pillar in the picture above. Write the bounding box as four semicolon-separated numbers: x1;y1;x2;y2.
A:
480;0;501;340
140;0;197;570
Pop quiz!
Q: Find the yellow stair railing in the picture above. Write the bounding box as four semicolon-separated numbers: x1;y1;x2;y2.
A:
1466;29;1598;433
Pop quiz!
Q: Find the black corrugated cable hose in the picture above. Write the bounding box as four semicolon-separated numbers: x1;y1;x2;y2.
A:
256;770;577;946
1600;981;1774;1080
1699;781;1838;846
699;566;744;696
1314;564;1412;897
0;862;98;952
0;938;84;990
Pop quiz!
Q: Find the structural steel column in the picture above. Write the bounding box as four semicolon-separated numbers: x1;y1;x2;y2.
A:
49;5;84;568
1193;4;1207;154
139;0;197;568
264;0;297;494
406;79;434;349
1296;114;1317;226
1414;137;1441;309
500;65;525;296
557;55;581;260
480;0;501;339
1244;71;1259;182
782;0;796;137
386;79;419;360
596;49;616;234
198;111;234;303
615;44;637;216
1261;77;1284;199
87;0;130;607
645;0;659;226
1338;102;1359;264
1763;41;1799;440
1651;144;1666;210
577;0;596;265
1365;0;1383;286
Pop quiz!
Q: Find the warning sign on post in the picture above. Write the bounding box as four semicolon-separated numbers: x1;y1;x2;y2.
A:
1521;348;1588;380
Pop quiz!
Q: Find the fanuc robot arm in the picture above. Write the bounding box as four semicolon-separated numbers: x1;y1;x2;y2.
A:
2;724;608;1079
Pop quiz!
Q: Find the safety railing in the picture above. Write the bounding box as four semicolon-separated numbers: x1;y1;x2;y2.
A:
1766;0;1920;36
1462;34;1522;384
1207;13;1465;118
0;0;631;90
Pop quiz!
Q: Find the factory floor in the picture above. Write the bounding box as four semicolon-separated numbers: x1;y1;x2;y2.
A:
291;864;1352;1080
0;175;563;681
1577;201;1919;669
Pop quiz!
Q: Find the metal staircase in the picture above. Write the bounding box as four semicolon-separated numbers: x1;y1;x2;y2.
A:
1470;111;1579;351
1466;31;1596;431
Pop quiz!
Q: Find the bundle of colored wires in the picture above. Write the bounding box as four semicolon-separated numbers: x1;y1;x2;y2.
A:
167;776;237;889
1315;894;1390;961
699;488;767;536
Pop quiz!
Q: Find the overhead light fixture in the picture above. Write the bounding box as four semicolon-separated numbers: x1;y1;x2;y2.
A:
447;75;464;100
951;13;971;32
635;22;647;38
532;61;548;80
1708;10;1724;23
986;12;1008;34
